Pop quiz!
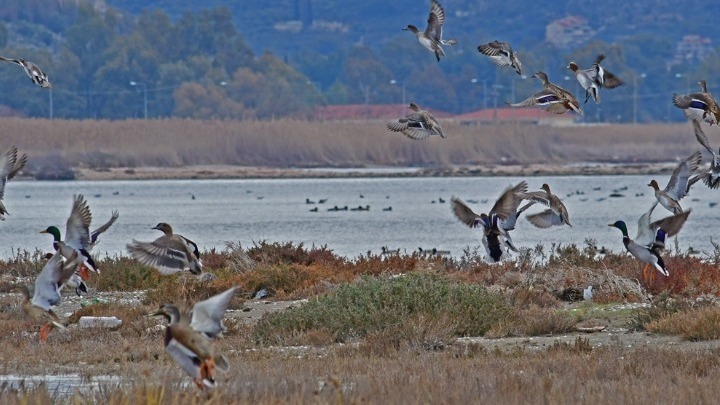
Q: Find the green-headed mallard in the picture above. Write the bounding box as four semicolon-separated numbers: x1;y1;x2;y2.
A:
0;146;27;221
523;183;572;228
40;195;98;278
451;181;533;262
151;287;236;389
688;119;720;189
17;242;81;341
672;80;720;126
0;56;51;88
387;102;444;140
509;71;582;115
647;151;702;214
477;40;523;75
403;0;456;62
609;203;690;281
127;223;202;275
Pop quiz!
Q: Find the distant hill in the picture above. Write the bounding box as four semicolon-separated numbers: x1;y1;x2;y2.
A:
105;0;713;57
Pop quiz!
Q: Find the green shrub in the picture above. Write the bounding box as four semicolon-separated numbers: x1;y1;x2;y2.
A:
252;272;511;345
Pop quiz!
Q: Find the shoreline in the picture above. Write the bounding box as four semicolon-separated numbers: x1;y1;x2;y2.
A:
55;162;685;181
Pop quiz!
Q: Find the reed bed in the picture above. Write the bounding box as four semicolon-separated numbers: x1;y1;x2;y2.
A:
0;118;703;169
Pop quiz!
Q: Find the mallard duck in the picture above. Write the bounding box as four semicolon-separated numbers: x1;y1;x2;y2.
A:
387;102;444;140
0;56;51;88
0;146;27;221
127;223;202;275
647;151;702;214
151;287;235;389
509;71;582;115
609;203;690;281
672;80;720;126
523;184;572;228
451;181;532;262
403;0;456;62
477;40;523;75
17;242;81;341
688;119;720;189
567;61;600;104
65;210;120;296
40;195;98;278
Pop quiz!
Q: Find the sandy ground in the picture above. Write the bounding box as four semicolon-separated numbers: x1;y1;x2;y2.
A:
71;162;684;181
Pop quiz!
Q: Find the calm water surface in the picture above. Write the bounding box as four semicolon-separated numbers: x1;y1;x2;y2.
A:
1;176;717;259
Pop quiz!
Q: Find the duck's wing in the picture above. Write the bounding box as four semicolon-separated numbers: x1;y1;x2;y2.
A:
425;0;446;40
0;147;18;205
0;56;22;66
164;336;216;388
387;119;436;140
489;181;528;220
664;151;702;200
501;200;535;231
32;251;77;310
65;195;92;250
649;210;691;239
478;41;512;66
509;90;563;108
450;197;483;228
127;235;193;275
635;202;658;245
673;93;718;124
692;119;716;156
526;209;564;228
8;152;26;180
90;211;119;245
190;286;237;339
599;68;623;88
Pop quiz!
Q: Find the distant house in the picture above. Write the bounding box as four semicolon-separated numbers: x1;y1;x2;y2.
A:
667;35;714;68
454;108;577;126
545;16;595;49
314;104;452;121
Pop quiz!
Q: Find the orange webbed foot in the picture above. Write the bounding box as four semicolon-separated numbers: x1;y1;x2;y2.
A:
78;265;90;281
39;323;50;342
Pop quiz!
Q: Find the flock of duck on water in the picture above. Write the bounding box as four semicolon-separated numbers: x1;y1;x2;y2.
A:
0;0;719;389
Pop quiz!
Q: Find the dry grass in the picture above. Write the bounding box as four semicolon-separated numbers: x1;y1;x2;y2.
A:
4;345;720;404
3;241;720;402
646;306;720;341
0;118;700;170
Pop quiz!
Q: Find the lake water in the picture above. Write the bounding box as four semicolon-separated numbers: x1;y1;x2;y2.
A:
0;176;717;260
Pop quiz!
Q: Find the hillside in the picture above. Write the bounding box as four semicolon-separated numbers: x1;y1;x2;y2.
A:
0;0;716;121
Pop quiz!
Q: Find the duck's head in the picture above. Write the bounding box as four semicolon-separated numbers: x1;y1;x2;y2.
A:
647;180;660;190
152;223;173;235
608;220;628;236
541;183;552;193
567;62;579;72
531;71;549;83
150;303;182;324
408;102;421;111
403;24;419;33
39;226;62;242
